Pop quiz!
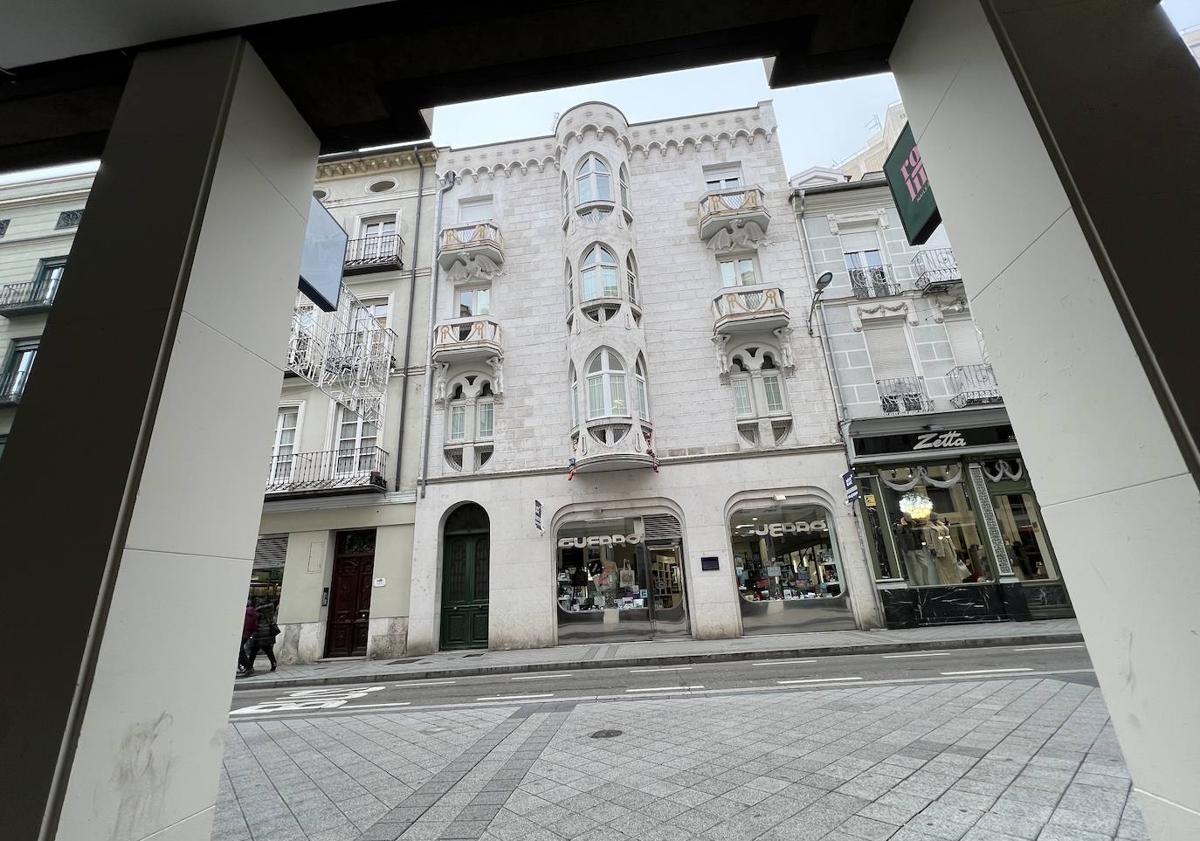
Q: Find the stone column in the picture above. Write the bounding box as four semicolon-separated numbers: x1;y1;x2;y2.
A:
0;37;318;841
892;2;1200;836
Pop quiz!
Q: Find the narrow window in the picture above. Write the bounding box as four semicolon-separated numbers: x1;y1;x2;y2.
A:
619;164;631;211
1;340;38;404
763;374;785;414
449;405;466;440
732;378;754;418
634;356;650;421
270;406;300;481
626;252;639;304
586;348;628;419
576;154;613;205
580;244;620;301
569;365;580;428
477;401;494;439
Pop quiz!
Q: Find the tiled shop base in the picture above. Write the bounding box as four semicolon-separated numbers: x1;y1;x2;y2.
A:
215;681;1148;841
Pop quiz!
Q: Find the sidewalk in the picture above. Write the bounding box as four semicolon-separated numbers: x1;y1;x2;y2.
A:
234;618;1083;691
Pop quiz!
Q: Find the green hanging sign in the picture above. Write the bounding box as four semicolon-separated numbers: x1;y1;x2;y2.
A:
884;122;941;245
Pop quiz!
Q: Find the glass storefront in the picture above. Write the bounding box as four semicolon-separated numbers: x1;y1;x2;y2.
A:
992;489;1058;581
556;516;688;644
728;501;855;634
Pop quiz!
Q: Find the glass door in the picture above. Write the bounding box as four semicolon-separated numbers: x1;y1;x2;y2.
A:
647;545;688;637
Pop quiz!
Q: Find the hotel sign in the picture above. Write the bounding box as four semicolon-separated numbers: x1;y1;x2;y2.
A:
884;122;941;246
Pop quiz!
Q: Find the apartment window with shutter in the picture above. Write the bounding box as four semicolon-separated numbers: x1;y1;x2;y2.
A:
946;318;984;367
458;196;494;224
863;324;916;380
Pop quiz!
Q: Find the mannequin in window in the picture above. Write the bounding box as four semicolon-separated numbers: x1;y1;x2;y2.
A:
896;516;936;587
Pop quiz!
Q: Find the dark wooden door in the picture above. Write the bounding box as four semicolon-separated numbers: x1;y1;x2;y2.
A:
325;530;375;657
440;533;489;649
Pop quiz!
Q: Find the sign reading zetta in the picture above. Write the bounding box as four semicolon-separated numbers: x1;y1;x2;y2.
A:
884;122;941;246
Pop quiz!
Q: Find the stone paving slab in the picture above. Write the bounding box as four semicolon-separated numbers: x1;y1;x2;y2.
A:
234;620;1083;691
214;672;1146;841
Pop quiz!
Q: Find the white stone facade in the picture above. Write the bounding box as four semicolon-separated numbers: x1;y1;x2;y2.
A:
409;101;882;654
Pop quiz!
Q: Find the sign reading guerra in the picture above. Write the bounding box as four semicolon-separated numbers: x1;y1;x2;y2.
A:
884;122;941;246
557;534;642;548
735;521;829;536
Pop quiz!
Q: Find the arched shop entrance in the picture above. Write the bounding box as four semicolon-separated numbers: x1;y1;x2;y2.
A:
556;513;689;644
440;503;490;650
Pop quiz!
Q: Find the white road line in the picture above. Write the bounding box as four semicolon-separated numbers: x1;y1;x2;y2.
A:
941;668;1035;676
1011;644;1084;652
341;702;412;709
475;693;555;701
625;685;704;693
750;659;818;666
881;651;952;659
776;677;864;685
629;666;692;673
511;674;574;681
396;680;457;687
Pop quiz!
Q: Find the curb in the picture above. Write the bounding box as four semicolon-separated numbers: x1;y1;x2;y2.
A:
233;632;1085;692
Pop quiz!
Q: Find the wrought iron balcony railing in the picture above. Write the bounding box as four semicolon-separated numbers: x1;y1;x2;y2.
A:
850;266;900;298
697;185;771;243
0;369;30;407
0;280;58;315
344;234;404;273
265;446;389;497
877;376;933;415
949;364;1003;408
913;248;962;292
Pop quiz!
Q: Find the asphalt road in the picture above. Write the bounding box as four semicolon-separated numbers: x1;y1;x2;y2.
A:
228;642;1093;721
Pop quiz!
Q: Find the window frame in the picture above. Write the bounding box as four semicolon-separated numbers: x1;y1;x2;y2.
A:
575;154;614;208
718;255;758;288
580;243;620;302
634;355;650;422
457;195;494;225
2;338;39;399
626;251;639;305
703;163;744;192
585;347;629;420
332;404;379;474
270;403;303;482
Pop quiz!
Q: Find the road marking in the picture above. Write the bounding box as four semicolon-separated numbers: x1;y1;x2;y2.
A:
341;702;412;709
751;659;818;666
1011;644;1084;652
629;666;692;673
881;652;951;659
941;668;1035;676
511;674;573;681
776;677;864;685
475;693;555;701
397;680;457;687
625;685;704;693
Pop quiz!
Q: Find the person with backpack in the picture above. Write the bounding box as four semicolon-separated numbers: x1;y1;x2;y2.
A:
244;599;280;673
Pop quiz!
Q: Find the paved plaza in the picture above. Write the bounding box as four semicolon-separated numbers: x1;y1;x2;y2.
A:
214;675;1148;841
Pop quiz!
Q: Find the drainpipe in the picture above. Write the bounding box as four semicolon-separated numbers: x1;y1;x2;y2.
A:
792;188;886;630
418;171;456;499
393;149;427;490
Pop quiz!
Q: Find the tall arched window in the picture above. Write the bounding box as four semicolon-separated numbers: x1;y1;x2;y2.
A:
585;347;628;419
625;252;639;305
569;364;579;428
575;154;612;205
580;244;620;300
619;164;631;212
634;354;650;421
565;259;574;312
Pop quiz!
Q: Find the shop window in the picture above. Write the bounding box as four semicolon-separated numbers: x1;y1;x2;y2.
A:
877;464;992;586
729;501;845;604
990;486;1059;581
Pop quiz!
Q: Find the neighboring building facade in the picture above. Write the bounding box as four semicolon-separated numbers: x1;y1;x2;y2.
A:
790;167;1073;627
260;146;437;662
407;101;882;654
836;101;908;182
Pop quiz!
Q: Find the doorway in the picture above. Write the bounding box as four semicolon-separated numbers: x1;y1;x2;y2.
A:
440;503;490;650
324;529;375;658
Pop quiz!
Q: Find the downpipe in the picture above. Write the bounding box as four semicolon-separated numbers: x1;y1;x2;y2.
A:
417;171;456;499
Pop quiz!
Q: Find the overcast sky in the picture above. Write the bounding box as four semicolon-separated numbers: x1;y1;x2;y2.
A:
2;0;1197;185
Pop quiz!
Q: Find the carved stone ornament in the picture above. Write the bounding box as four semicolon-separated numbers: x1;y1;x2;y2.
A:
826;209;888;234
712;334;731;381
707;218;767;253
931;294;969;323
447;253;502;284
433;363;450;405
772;327;796;375
487;356;505;397
850;300;918;331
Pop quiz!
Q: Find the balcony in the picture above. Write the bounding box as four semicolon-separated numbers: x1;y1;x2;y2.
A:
877;376;934;415
344;234;404;274
949;364;1003;408
913;248;963;292
850;266;900;299
438;222;504;277
265;446;388;498
432;316;503;364
570;419;657;474
712;284;789;334
697;186;770;245
0;280;58;316
0;370;29;407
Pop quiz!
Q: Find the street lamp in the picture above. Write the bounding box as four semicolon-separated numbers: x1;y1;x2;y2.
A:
806;271;834;336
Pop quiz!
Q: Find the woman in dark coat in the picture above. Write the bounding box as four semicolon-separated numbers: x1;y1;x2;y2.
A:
245;599;280;672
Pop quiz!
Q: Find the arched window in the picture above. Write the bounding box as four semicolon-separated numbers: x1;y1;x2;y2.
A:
634;355;650;421
585;348;628;419
626;252;638;305
561;171;570;215
565;259;574;312
580;244;620;301
575;154;612;206
619;164;631;211
444;375;497;470
569;364;579;428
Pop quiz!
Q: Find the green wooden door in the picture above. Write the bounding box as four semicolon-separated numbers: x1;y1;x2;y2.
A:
440;532;489;649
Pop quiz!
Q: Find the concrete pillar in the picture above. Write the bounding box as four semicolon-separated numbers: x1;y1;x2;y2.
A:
891;2;1200;836
0;38;318;841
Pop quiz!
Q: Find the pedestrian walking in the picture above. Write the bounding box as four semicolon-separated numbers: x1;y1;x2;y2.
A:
237;599;259;676
245;599;280;672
